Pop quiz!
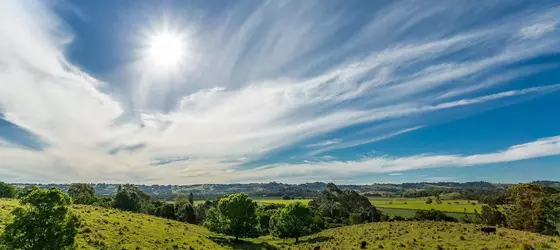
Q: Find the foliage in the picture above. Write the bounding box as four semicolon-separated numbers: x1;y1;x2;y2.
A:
270;202;314;242
188;192;194;205
175;203;196;224
91;197;113;208
15;186;39;199
195;200;215;224
413;209;457;222
504;184;559;235
68;183;96;205
425;198;433;204
475;205;506;226
282;194;291;200
158;203;176;220
308;183;382;226
203;193;258;240
0;182;16;198
0;189;80;250
349;213;364;225
113;184;151;212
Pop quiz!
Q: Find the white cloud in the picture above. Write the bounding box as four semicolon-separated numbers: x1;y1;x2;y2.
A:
229;136;560;183
389;173;403;176
1;1;560;183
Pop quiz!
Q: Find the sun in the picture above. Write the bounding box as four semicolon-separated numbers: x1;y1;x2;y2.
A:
145;31;185;69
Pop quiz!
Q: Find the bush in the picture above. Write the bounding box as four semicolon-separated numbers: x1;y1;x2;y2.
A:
349;213;364;225
203;193;258;240
0;182;16;198
425;198;433;204
0;188;80;249
414;209;457;222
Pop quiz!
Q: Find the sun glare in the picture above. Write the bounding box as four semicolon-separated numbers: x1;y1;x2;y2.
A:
146;31;185;69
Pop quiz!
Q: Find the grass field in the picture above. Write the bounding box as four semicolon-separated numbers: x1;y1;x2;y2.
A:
1;199;558;249
254;197;483;214
248;221;560;249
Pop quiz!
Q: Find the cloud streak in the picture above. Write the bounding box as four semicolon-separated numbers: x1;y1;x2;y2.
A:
1;1;560;183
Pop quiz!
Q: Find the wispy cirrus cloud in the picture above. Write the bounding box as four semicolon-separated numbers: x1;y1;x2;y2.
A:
1;1;560;183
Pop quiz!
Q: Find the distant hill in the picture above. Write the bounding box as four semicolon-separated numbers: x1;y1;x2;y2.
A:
9;181;560;200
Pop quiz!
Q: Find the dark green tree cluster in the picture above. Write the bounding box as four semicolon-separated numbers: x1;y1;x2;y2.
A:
204;193;259;240
413;209;457;222
114;184;152;212
0;187;80;250
0;182;16;198
308;183;382;226
270;202;314;243
504;184;559;235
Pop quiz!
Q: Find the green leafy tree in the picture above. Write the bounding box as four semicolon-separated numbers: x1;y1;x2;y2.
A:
16;186;39;199
67;183;96;205
114;184;151;212
425;198;433;204
175;203;196;223
195;201;214;224
505;184;559;235
270;202;314;243
188;192;195;205
158;203;176;220
203;207;226;233
203;193;258;240
0;188;80;250
475;205;506;226
282;194;291;200
0;182;16;198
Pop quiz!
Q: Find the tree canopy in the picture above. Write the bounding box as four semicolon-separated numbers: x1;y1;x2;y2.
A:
68;183;96;205
0;188;80;250
204;193;258;240
0;182;16;198
505;184;559;235
270;202;314;242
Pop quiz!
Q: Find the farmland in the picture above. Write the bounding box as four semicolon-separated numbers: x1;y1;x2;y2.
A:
253;197;483;214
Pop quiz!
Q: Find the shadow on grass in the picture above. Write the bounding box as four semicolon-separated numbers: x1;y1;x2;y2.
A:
208;236;279;250
301;236;332;244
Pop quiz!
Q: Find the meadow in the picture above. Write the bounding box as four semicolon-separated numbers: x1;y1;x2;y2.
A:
254;197;483;214
0;198;557;249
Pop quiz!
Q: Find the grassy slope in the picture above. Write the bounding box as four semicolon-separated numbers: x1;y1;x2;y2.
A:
0;199;222;250
1;199;558;249
252;221;560;249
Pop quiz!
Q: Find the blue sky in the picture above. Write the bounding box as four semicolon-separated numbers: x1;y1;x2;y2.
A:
1;0;560;184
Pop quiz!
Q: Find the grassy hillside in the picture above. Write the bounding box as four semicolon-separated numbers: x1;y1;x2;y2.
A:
251;221;560;249
0;199;222;250
1;199;558;249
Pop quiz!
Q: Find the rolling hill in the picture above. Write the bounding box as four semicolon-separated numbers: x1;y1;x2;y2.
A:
0;198;558;249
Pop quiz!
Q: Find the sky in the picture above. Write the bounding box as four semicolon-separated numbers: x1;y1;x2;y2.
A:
1;0;560;184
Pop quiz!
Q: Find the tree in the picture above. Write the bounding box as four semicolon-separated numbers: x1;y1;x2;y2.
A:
68;183;96;205
16;185;39;199
158;203;176;220
475;205;505;226
0;188;80;249
175;203;196;224
425;198;433;204
505;184;559;235
204;193;258;240
282;194;291;200
114;184;151;212
0;182;16;198
349;213;364;225
188;192;195;205
270;202;314;243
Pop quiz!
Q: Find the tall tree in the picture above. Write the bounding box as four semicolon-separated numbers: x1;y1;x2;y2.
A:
68;183;96;204
114;184;151;212
204;193;258;240
270;202;314;243
0;188;80;249
0;182;16;198
505;184;559;235
188;192;195;205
